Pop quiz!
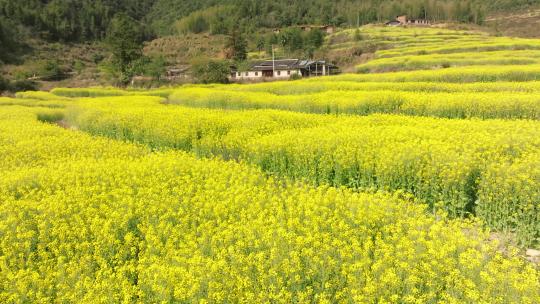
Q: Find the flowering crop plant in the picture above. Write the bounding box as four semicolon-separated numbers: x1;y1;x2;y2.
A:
2;25;540;303
0;106;538;303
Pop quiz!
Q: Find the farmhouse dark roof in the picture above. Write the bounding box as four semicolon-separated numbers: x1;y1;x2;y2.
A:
249;59;337;71
250;59;299;71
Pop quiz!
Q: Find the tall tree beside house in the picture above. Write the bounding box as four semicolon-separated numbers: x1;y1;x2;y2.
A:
105;13;144;85
306;29;325;49
256;35;266;53
279;28;303;52
226;30;248;62
191;58;230;84
265;33;279;56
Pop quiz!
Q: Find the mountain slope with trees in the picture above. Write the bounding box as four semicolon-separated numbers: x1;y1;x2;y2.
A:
3;0;538;43
1;0;539;92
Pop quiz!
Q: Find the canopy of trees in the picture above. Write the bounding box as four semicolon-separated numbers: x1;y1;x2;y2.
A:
2;0;538;43
0;0;155;41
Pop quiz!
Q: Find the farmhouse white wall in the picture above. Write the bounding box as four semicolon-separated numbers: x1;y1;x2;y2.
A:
236;71;263;79
234;70;301;80
272;70;301;79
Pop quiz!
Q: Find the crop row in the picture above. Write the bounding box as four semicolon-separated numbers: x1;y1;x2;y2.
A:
50;87;173;98
357;50;540;73
43;81;540;100
226;80;540;95
344;65;540;82
376;39;540;58
0;96;67;108
63;98;540;245
169;87;540;119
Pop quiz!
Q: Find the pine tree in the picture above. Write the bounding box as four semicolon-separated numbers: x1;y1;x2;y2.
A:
226;29;247;62
105;13;144;84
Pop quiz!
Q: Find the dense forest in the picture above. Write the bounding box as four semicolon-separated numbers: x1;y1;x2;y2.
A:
1;0;539;89
2;0;539;44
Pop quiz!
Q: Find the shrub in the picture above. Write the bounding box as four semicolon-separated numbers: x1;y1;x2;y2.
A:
0;75;8;92
9;80;38;92
92;53;105;64
357;66;370;74
354;28;363;41
289;73;302;81
73;60;85;75
36;110;65;123
38;60;63;81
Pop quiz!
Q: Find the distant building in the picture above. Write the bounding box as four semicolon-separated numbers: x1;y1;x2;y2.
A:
230;59;339;81
274;25;335;34
385;20;402;27
166;66;190;80
386;15;431;26
396;15;408;24
298;25;335;34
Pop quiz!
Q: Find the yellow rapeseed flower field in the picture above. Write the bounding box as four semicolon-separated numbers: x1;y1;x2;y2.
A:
58;96;540;245
0;106;538;303
169;87;540;119
2;25;540;302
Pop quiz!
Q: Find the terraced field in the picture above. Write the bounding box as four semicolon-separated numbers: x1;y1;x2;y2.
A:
1;26;539;302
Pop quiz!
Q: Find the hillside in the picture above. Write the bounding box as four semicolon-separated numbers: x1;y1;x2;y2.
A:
144;34;228;64
485;6;540;38
1;1;540;92
0;0;490;38
1;24;540;302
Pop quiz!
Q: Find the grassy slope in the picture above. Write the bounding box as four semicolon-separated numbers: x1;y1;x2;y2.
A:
485;6;540;38
143;33;228;65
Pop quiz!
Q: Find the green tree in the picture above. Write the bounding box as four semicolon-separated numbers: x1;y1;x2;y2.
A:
188;15;209;33
191;59;230;84
265;34;278;56
0;75;8;93
105;13;144;85
39;60;63;81
306;29;324;49
226;30;247;62
280;28;303;52
73;60;85;75
144;56;168;81
0;18;21;64
304;46;316;59
256;35;265;52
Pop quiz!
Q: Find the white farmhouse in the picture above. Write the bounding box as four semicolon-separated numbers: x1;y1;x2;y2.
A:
230;59;339;82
